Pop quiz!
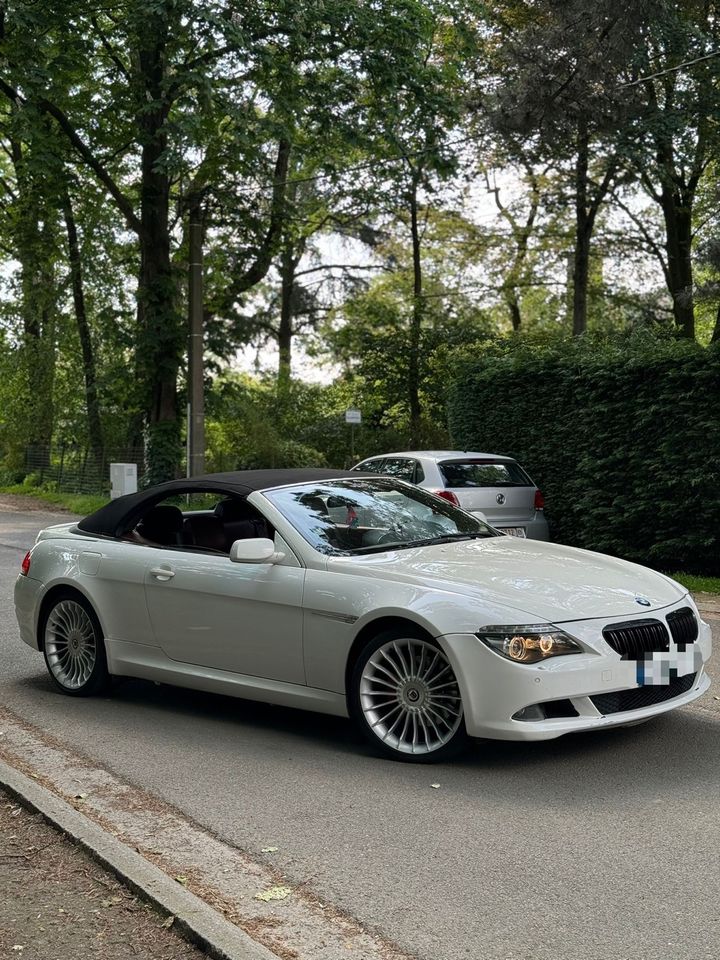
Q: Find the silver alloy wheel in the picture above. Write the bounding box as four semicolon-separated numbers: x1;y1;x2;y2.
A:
44;600;97;690
359;638;463;755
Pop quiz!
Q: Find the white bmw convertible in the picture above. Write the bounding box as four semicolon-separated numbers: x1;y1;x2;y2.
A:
14;469;711;762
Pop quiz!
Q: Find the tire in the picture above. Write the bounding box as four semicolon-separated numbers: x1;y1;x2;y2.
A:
349;627;469;763
40;590;111;697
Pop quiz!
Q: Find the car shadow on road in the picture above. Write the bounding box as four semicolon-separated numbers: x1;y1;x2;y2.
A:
13;671;720;802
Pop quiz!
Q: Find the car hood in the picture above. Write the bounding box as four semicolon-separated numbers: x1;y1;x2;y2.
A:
329;536;686;623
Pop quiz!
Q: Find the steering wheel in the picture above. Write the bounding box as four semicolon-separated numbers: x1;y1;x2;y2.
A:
376;530;403;545
423;520;450;535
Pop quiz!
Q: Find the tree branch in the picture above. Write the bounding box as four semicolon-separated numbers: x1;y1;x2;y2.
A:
223;138;291;303
0;75;143;237
90;17;131;82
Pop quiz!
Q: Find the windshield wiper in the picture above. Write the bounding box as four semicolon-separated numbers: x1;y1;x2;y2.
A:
352;532;491;555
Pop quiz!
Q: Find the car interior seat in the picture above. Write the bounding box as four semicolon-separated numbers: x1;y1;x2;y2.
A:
182;514;228;553
135;504;184;546
213;498;270;550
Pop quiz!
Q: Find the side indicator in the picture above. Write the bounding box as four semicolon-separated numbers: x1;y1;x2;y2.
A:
21;551;31;576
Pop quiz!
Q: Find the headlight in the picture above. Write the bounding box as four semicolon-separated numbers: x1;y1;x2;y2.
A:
476;625;583;664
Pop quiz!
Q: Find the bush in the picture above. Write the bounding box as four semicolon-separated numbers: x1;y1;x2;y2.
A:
446;334;720;575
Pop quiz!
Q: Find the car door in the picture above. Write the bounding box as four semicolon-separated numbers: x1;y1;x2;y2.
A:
142;540;306;684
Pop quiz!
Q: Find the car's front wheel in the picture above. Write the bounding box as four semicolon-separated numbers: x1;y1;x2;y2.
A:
349;628;468;762
41;592;110;697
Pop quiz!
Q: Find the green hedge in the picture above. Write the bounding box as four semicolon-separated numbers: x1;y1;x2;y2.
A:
446;336;720;575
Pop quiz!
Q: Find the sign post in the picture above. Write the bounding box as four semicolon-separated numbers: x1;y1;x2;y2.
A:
345;408;362;463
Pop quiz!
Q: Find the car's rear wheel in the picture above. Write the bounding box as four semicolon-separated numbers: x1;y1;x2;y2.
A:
41;592;110;697
349;628;468;762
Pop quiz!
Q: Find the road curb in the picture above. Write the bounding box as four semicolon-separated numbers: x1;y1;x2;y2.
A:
0;759;278;960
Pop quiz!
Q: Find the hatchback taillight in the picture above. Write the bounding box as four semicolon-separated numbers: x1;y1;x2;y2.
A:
21;551;31;576
534;490;545;510
433;490;460;506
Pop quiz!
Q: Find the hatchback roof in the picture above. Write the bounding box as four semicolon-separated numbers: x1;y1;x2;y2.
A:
360;450;516;462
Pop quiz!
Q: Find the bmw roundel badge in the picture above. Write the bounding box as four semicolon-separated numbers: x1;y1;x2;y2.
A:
634;596;652;607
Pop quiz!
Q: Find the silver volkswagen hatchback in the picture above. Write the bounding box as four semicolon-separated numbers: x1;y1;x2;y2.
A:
351;450;550;540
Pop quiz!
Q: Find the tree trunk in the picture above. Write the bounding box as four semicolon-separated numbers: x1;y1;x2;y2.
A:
134;18;181;484
660;189;695;339
62;187;104;461
712;303;720;344
277;228;305;387
572;223;592;337
12;142;56;465
507;297;522;332
572;124;590;336
408;175;423;444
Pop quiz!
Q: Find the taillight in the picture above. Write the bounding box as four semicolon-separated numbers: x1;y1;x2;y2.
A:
433;490;459;506
534;490;545;510
21;551;31;576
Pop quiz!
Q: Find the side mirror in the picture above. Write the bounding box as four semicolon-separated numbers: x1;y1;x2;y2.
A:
229;537;285;564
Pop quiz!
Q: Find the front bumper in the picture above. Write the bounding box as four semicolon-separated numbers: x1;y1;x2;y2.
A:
439;608;712;741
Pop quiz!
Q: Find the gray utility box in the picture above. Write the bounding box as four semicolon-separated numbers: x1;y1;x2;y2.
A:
110;462;138;499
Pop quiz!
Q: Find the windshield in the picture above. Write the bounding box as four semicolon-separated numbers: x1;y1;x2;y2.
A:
263;478;498;555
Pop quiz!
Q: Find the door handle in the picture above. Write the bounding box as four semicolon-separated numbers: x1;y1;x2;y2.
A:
149;566;175;581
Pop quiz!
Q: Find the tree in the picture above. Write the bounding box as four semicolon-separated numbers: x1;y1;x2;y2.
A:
484;0;661;335
630;2;720;339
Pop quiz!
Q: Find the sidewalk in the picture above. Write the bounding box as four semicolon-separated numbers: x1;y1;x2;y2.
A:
0;791;206;960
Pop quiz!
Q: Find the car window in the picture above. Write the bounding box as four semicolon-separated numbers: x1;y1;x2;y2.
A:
382;458;416;483
263;478;497;555
353;459;385;473
439;460;532;488
414;461;425;483
123;491;271;554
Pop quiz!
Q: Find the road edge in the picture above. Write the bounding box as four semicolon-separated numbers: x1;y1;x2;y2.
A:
0;758;277;960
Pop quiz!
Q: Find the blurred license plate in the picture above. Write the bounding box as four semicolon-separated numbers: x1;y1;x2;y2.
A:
500;527;526;538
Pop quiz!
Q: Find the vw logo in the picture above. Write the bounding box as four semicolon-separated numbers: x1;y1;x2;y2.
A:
634;596;651;607
496;493;506;505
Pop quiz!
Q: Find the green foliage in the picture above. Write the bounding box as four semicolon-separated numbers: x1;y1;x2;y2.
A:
144;419;182;488
668;573;720;596
447;334;720;574
0;485;107;515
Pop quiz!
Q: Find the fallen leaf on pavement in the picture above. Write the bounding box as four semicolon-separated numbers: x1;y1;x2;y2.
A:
261;846;279;853
430;783;440;789
162;915;175;929
255;885;292;902
174;876;188;886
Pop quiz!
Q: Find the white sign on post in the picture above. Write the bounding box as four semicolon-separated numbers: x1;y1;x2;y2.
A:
345;408;362;424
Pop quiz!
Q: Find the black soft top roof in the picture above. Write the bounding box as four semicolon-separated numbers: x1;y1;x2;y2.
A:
77;468;367;537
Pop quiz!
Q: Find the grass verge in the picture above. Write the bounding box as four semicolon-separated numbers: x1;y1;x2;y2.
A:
0;485;107;515
667;572;720;595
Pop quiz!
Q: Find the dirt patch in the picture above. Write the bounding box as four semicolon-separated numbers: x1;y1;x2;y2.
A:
0;495;72;515
0;792;207;960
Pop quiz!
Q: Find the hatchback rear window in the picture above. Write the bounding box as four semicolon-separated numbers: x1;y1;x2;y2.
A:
439;460;532;488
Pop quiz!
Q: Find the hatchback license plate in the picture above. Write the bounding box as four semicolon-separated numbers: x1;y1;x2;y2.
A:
500;527;526;538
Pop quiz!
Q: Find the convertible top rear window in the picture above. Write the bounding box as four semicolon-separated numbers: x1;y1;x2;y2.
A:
263;478;496;555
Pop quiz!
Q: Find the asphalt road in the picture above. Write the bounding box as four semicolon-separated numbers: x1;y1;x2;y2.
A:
2;504;719;960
